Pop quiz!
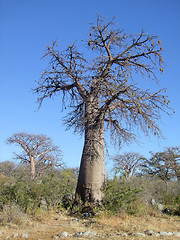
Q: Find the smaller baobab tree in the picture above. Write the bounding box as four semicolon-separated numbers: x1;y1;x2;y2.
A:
113;152;145;180
6;132;64;179
143;147;180;187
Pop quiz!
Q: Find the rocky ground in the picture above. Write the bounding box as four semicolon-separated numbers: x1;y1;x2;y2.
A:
0;211;179;239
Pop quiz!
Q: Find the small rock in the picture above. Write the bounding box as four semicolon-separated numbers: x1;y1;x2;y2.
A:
157;203;163;211
83;212;90;218
82;231;91;236
74;231;91;237
71;217;79;222
61;231;68;237
121;233;128;236
144;229;155;235
128;233;135;236
22;233;28;238
0;230;2;235
74;232;82;237
173;232;180;237
83;230;91;236
154;233;160;237
54;236;60;239
13;233;19;237
91;231;97;236
151;198;156;206
135;233;146;237
159;231;173;236
159;231;168;236
55;232;69;238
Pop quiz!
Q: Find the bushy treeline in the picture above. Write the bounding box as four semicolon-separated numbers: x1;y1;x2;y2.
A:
0;161;179;225
0;162;77;215
103;174;180;216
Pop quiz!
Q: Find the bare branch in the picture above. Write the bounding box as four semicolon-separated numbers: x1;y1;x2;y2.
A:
33;15;173;146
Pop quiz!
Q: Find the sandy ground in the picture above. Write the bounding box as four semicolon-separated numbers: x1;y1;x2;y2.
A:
0;211;180;239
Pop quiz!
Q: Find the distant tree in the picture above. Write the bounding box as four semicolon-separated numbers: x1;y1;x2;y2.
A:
143;147;180;187
168;147;180;182
33;15;172;203
6;132;64;179
0;161;16;177
113;152;145;180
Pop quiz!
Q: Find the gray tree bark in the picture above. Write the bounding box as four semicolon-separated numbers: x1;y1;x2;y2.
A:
75;99;106;203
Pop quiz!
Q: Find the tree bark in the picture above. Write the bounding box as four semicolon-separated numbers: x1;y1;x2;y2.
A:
30;156;36;180
176;171;180;182
75;100;106;203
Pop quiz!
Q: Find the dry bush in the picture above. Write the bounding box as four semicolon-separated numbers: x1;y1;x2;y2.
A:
129;176;179;203
0;203;31;226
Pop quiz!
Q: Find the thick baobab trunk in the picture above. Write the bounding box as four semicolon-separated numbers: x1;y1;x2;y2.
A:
75;99;106;203
75;121;106;202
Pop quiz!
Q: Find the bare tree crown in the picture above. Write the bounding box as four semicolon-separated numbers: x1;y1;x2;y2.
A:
113;152;145;179
6;132;64;178
144;147;180;182
33;15;172;146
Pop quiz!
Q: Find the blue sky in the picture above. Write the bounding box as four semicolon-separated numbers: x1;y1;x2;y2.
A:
0;0;180;172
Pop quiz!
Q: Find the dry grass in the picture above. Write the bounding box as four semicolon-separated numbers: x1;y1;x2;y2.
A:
98;213;180;234
0;211;179;239
0;204;31;226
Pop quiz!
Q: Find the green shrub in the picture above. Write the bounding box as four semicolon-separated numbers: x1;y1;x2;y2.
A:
103;177;141;214
0;178;38;213
174;195;180;215
163;194;180;216
0;178;16;207
0;167;77;215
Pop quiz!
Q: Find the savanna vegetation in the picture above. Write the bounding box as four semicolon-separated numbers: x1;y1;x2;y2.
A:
0;144;179;240
0;146;179;227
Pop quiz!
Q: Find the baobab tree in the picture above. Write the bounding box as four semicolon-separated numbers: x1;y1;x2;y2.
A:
33;16;172;203
6;132;63;179
144;147;180;184
113;152;145;180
